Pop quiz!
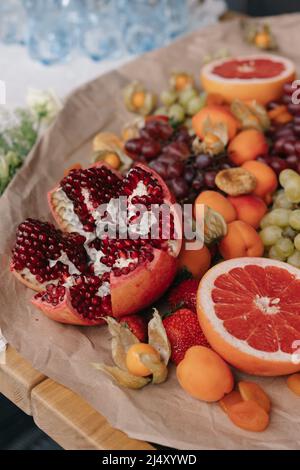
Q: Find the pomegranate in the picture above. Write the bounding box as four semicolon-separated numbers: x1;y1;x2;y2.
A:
11;163;181;326
11;219;88;291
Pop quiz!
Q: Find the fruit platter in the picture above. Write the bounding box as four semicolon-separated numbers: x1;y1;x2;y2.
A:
1;16;300;450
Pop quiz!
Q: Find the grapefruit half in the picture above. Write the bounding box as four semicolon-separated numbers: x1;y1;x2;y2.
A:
197;258;300;376
201;54;295;105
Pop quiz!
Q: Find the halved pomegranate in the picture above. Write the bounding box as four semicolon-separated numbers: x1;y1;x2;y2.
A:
11;219;88;292
11;163;181;326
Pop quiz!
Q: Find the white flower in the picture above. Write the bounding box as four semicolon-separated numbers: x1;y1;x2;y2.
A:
27;88;62;124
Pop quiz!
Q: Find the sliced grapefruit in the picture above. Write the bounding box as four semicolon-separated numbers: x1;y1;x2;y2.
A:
201;54;295;105
197;258;300;376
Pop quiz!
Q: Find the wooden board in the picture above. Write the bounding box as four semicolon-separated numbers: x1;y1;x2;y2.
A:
31;379;155;450
0;346;46;415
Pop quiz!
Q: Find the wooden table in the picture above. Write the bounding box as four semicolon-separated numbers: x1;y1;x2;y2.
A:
0;346;154;450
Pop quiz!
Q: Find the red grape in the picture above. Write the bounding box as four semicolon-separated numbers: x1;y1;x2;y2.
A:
170;178;189;199
141;140;161;160
283;141;296;155
269;157;288;174
167;161;184;178
286;154;299;170
204;171;217;188
195;154;213;170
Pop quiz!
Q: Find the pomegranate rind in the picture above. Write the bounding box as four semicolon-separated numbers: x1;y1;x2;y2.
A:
11;265;44;293
197;257;300;376
31;289;106;326
201;54;295;105
111;248;178;318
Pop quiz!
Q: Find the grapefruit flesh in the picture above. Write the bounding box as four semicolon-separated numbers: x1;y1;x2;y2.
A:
197;258;300;376
201;54;295;105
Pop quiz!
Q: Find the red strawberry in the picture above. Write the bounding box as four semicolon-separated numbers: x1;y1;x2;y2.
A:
120;314;148;342
163;308;210;365
168;279;198;313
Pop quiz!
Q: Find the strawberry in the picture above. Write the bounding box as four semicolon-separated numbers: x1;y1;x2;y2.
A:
163;308;210;365
120;314;148;342
168;278;199;313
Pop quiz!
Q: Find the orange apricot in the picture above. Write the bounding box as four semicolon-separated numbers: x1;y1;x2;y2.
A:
242;160;278;198
227;400;270;432
287;373;300;396
176;346;234;402
228;129;268;165
238;381;271;414
227;195;267;229
194;190;237;224
206;93;226;106
219;390;243;414
178;242;211;280
126;343;160;377
192;105;239;141
219;220;264;259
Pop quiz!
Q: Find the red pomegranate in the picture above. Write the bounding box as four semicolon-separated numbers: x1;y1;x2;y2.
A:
11;163;181;326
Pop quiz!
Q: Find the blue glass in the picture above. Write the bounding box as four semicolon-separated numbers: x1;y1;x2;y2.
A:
25;0;78;65
118;0;168;55
80;0;122;61
0;1;27;45
164;0;188;40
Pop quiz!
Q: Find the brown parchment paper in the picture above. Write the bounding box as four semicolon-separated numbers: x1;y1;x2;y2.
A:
1;14;300;450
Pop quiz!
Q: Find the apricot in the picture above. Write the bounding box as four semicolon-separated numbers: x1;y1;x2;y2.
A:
206;93;226;106
126;343;160;377
219;390;243;414
227;400;270;432
228;195;267;229
219;220;264;259
238;381;271;414
228;129;268;165
176;346;234;402
192;105;239;141
194;190;237;224
287;373;300;396
242;160;278;198
178;243;211;280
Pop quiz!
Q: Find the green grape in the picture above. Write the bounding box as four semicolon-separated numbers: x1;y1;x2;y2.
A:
160;90;178;107
282;226;297;240
289;209;300;230
285;178;300;203
186;95;206;116
265;208;291;227
294;233;300;251
184;117;193;129
269;245;286;261
178;87;198;107
154;106;169;116
259;226;282;246
274;237;294;258
260;213;273;229
168;104;185;123
287;250;300;268
272;190;294;209
279;169;298;187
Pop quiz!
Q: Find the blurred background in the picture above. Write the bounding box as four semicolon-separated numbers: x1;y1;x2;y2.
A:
0;0;299;451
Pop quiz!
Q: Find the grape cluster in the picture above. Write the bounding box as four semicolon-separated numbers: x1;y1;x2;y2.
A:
259;170;300;267
124;117;233;203
263;82;300;175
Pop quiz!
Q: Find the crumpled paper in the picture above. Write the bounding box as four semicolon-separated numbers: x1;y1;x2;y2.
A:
0;14;300;450
0;329;7;364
